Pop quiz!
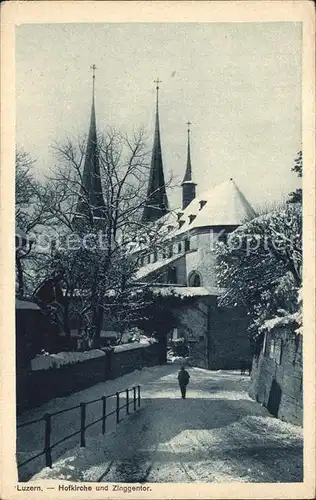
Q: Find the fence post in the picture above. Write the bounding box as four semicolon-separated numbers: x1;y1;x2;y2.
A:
43;413;52;468
137;385;141;407
80;402;86;447
133;387;136;411
116;392;120;424
126;389;129;415
102;396;106;435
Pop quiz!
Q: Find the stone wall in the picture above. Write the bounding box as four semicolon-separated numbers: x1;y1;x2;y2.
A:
17;344;160;414
249;326;303;426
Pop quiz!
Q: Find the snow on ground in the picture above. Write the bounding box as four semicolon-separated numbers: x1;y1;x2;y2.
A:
17;364;303;483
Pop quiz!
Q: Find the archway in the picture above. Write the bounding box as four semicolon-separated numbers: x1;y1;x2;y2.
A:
188;271;202;287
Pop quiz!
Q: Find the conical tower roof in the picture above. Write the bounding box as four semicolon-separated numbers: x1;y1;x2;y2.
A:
175;178;256;234
74;66;106;223
142;80;169;223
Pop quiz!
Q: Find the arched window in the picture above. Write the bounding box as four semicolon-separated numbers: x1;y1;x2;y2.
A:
188;271;202;287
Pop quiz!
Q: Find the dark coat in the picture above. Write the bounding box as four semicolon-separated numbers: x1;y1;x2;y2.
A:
178;369;190;386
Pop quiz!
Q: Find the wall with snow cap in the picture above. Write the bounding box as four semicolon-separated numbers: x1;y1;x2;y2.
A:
249;326;302;426
17;344;160;414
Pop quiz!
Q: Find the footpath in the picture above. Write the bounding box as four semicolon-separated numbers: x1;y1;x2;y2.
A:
21;363;303;483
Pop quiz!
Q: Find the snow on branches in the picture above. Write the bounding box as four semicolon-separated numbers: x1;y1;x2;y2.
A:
215;202;302;339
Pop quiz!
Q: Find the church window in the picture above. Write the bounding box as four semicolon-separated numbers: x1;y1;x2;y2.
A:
168;245;173;258
147;254;151;264
178;242;182;253
188;271;202;287
184;238;190;252
153;250;158;263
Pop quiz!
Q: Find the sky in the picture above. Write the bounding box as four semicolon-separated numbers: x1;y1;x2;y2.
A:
16;22;302;211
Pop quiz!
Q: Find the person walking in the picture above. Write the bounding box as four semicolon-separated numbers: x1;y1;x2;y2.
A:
178;366;190;399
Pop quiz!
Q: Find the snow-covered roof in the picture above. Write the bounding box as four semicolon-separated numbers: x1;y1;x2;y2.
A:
151;286;224;298
131;179;256;257
16;299;40;310
172;178;256;236
134;252;184;280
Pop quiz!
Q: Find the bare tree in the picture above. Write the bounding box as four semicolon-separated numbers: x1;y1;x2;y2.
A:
15;148;54;297
36;129;174;347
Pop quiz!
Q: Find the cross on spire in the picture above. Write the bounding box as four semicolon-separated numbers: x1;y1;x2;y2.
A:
154;78;162;90
90;64;97;79
90;64;97;95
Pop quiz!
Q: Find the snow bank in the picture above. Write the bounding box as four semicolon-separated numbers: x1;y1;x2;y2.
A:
31;349;105;371
113;340;152;352
167;355;189;364
259;311;301;334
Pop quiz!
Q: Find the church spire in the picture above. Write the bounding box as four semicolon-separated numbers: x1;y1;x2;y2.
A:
74;65;106;224
181;121;196;209
142;79;169;223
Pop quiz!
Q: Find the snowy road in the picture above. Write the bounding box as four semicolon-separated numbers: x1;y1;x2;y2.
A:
28;364;303;483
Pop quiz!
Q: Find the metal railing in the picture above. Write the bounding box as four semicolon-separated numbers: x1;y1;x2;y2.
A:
17;385;141;470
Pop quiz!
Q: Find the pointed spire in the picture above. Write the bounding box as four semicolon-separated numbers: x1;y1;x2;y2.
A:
182;121;193;183
142;79;169;223
181;121;196;210
74;65;106;224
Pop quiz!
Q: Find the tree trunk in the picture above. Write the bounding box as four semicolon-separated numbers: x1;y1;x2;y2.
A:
63;298;70;337
16;254;24;296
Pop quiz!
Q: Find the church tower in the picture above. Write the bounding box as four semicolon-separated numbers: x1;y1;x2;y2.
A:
74;65;106;225
181;122;197;210
142;79;169;223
